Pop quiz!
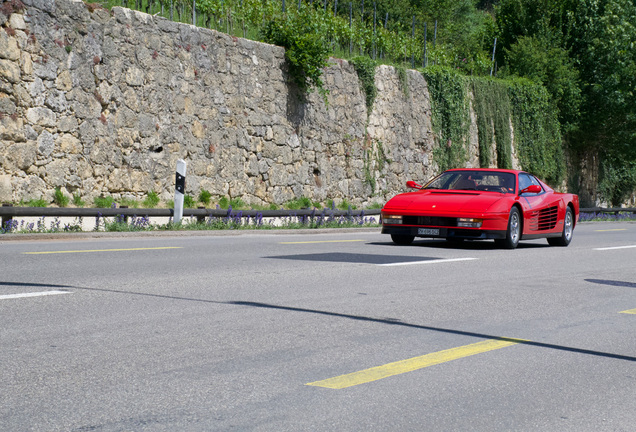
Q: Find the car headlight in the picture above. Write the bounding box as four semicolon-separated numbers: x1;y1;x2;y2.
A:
382;215;403;225
457;218;483;228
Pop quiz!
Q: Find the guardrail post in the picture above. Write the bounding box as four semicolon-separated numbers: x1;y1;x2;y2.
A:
1;203;13;229
119;206;129;223
197;206;206;223
174;159;187;225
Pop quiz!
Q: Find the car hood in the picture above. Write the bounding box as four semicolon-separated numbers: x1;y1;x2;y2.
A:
384;191;506;213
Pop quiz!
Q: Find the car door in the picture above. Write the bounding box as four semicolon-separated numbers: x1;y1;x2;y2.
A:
517;173;560;235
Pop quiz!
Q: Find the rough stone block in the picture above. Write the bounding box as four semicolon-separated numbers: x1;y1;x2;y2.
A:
33;58;57;80
0;174;12;202
9;13;26;30
57;116;78;132
27;107;56;127
44;90;68;112
37;130;55;156
0;93;16;115
8;141;37;170
58;134;81;154
125;67;144;86
0;58;21;83
55;70;72;91
0;31;20;61
191;121;205;139
45;159;68;187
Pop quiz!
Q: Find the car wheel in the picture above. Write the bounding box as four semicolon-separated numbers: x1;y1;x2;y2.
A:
548;207;574;247
495;207;521;249
391;234;415;245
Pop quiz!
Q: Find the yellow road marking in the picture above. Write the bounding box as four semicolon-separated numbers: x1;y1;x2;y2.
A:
280;240;366;244
619;308;636;314
595;229;627;232
307;338;526;389
23;247;183;255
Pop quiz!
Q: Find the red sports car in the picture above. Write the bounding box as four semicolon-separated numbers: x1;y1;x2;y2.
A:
381;169;579;249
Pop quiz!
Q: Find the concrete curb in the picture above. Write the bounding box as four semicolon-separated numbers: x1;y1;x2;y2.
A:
0;227;383;242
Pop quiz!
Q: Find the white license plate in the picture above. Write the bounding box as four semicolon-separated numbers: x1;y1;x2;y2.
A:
418;228;440;236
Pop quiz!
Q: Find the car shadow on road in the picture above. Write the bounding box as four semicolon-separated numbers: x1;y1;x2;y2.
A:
584;279;636;289
367;240;551;250
0;281;75;289
264;252;444;265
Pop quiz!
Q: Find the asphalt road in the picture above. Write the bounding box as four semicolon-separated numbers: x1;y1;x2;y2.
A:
1;222;636;431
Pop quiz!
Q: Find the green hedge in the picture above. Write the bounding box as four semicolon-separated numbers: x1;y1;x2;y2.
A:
421;67;565;187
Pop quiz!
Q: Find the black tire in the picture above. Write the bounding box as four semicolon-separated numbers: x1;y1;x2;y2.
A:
495;207;521;249
391;234;415;245
548;206;574;247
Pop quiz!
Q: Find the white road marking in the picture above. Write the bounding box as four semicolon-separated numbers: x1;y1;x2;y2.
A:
0;290;72;300
378;257;478;267
593;245;636;251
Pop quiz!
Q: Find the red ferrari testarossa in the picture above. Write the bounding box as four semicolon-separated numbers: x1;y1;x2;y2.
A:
381;169;579;249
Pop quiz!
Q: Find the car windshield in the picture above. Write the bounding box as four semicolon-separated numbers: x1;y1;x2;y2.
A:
423;171;516;194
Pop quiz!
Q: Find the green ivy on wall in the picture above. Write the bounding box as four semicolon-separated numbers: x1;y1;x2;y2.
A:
395;65;410;99
507;78;565;186
472;78;512;169
420;66;470;172
261;9;330;103
350;56;378;115
363;140;391;193
598;159;636;207
421;66;565;188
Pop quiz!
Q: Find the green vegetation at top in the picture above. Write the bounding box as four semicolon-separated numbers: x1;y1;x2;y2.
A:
495;0;636;205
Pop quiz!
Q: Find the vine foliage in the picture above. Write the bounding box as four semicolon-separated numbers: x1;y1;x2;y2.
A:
261;8;330;101
508;78;565;186
422;67;565;187
363;139;391;193
472;78;512;169
395;65;409;99
350;56;377;115
597;159;636;207
420;66;470;172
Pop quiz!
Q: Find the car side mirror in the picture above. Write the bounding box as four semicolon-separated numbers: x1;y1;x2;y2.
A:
406;181;422;189
519;185;541;194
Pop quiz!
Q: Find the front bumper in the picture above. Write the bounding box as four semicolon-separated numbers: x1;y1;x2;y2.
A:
381;225;507;240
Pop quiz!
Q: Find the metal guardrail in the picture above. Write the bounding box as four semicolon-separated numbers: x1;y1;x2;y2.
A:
1;205;634;218
579;207;636;214
0;205;381;226
2;204;634;226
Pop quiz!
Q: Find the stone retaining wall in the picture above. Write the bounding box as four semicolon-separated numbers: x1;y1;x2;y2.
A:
0;0;494;207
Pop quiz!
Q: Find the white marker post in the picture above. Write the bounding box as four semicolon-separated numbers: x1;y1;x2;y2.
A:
173;159;187;225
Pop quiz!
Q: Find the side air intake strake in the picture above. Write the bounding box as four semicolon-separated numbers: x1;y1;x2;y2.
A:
529;206;558;231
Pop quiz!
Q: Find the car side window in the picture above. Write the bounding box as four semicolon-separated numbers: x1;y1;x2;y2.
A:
519;173;543;196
